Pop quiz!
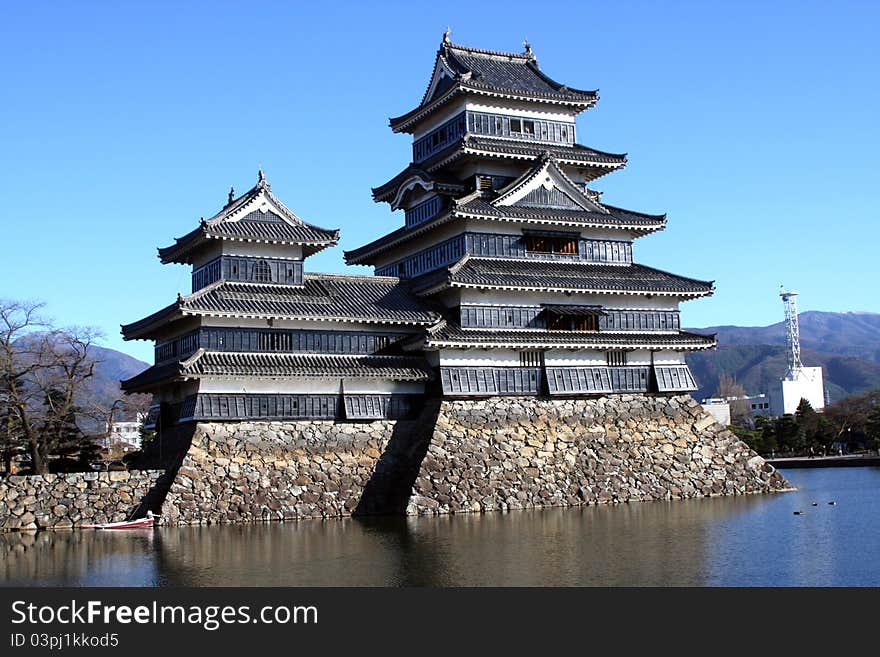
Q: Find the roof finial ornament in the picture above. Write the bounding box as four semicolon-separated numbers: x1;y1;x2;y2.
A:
258;167;265;183
523;38;532;56
227;187;235;205
443;26;452;44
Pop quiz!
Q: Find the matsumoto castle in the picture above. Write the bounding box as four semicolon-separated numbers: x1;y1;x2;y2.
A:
122;35;716;429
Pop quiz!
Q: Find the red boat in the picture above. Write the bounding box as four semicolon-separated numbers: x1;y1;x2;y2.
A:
80;511;157;530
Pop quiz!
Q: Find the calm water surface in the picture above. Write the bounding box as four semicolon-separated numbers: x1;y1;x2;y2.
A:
2;468;878;586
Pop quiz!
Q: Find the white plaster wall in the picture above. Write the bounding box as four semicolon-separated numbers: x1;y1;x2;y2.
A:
625;351;655;366
343;381;425;394
412;99;468;140
220;242;303;260
652;350;687;365
466;99;578;124
455;161;533;181
439;348;521;367
191;242;223;270
411;98;577;141
544;349;605;366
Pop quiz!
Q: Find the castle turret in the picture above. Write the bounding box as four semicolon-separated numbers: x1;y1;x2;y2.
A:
121;172;438;429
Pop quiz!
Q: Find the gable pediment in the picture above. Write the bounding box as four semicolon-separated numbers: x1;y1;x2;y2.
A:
390;173;437;210
209;184;306;228
421;53;459;106
515;183;583;210
493;157;605;213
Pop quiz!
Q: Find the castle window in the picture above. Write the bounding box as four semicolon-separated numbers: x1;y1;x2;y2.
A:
606;351;627;367
547;312;598;332
522;120;535;135
524;234;578;255
253;260;272;282
510;118;522;133
519;351;542;367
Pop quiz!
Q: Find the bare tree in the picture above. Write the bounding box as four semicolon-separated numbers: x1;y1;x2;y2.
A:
715;373;752;425
0;300;104;474
33;327;102;469
0;300;54;473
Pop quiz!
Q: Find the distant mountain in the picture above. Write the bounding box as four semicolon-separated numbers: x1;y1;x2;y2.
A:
84;344;151;413
686;311;880;403
694;311;880;362
10;334;150;433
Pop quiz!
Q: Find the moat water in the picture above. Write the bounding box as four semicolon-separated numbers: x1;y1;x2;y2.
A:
2;468;878;586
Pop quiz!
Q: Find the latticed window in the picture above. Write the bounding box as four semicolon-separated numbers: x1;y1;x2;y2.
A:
519;351;542;367
606;351;627;367
253;260;272;282
547;313;597;332
524;234;578;255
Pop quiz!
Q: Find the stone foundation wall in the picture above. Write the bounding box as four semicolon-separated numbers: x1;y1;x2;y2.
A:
408;395;789;514
161;401;439;525
158;394;789;525
0;470;164;531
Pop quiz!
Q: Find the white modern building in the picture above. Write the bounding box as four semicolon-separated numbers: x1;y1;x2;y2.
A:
769;290;825;416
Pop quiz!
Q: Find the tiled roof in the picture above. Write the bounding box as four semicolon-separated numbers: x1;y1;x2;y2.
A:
390;39;599;132
372;140;623;209
411;257;715;297
372;138;624;208
344;199;665;265
159;216;339;263
459;136;625;166
119;361;182;393
371;166;466;204
158;174;339;264
443;42;597;100
418;322;717;350
186;351;432;381
456;198;665;228
121;274;441;340
120;351;432;392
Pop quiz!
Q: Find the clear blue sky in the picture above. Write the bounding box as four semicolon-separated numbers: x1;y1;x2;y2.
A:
1;1;877;363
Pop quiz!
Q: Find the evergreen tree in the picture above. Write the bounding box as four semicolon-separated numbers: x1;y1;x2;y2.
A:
865;407;880;451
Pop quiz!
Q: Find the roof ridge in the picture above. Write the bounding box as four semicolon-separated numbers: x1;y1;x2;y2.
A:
444;40;534;62
181;278;226;302
632;262;715;288
599;202;667;221
304;272;401;283
180;348;205;369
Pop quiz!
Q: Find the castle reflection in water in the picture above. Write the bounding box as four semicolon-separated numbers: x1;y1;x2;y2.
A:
2;495;768;587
